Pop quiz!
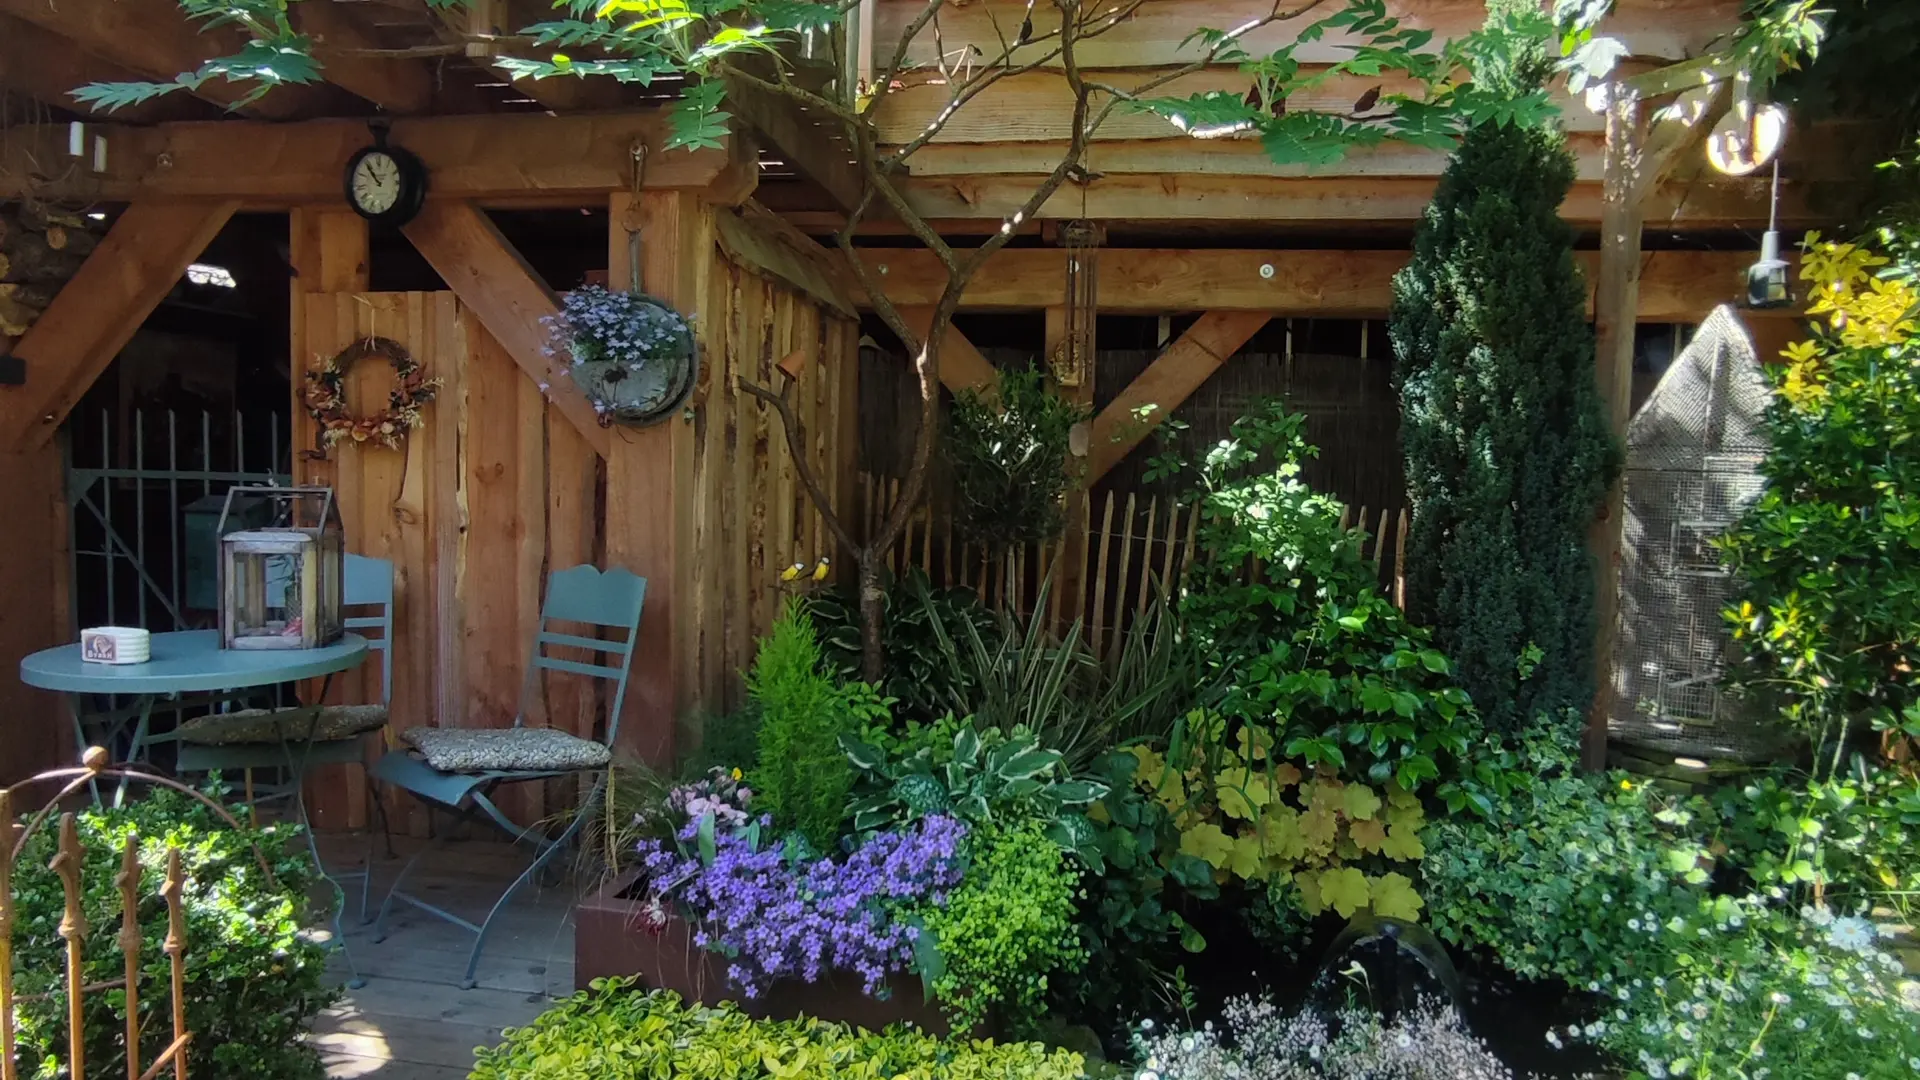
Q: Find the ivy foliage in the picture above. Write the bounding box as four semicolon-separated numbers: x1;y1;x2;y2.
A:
8;788;335;1080
1718;233;1920;771
1387;6;1618;731
469;981;1091;1080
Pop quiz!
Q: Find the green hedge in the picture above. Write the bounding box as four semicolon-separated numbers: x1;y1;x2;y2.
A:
469;980;1090;1080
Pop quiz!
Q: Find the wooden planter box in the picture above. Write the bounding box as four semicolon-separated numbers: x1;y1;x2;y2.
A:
574;872;954;1035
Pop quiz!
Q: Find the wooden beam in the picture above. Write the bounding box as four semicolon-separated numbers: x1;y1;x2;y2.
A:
2;199;238;451
0;0;328;119
292;0;438;114
714;201;857;317
74;112;729;206
1088;311;1271;481
724;75;864;214
873;68;1609;146
895;306;998;395
854;248;1766;319
906;135;1611;180
0;13;217;123
875;0;1742;71
872;172;1807;228
400;201;613;459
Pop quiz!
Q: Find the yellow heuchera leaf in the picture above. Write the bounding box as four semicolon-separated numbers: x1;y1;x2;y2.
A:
1228;832;1267;880
1181;822;1235;869
1306;778;1346;819
1217;768;1273;820
1259;804;1307;861
1349;817;1387;854
1235;725;1275;762
1342;785;1382;821
1379;821;1425;861
1297;870;1325;915
1385;796;1425;832
1300;805;1339;857
1318;867;1371;918
1128;746;1166;789
1385;782;1420;811
1369;872;1424;921
1271;761;1304;789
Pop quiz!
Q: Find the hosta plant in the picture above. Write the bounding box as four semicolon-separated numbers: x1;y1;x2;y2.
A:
840;723;1107;858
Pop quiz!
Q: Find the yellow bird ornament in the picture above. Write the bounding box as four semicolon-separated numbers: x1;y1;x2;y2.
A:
812;558;831;582
780;562;806;582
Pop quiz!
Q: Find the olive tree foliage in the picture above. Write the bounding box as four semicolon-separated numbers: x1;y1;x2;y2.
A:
84;0;1679;680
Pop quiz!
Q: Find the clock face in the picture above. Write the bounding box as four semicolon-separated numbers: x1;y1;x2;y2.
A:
350;151;403;215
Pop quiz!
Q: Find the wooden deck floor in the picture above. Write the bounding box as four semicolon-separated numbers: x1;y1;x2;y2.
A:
311;838;579;1079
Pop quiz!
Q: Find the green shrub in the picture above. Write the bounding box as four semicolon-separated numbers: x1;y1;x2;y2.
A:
748;597;876;850
1710;763;1920;920
9;787;334;1080
922;819;1087;1036
1719;233;1920;770
468;980;1091;1080
1421;734;1710;985
945;367;1090;550
1388;21;1618;730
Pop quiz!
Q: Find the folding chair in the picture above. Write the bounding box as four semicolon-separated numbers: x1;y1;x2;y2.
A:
168;552;396;986
369;564;646;989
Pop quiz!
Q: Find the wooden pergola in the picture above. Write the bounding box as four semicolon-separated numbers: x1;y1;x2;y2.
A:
0;0;1847;785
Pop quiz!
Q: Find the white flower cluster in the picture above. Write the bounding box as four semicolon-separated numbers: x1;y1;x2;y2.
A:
1134;998;1511;1080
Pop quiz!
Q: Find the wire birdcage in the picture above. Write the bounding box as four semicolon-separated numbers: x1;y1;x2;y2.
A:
1609;306;1783;761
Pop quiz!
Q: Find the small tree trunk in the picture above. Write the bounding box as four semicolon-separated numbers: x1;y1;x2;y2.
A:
858;549;886;683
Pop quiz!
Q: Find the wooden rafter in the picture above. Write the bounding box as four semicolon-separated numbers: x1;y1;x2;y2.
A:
451;0;629;112
400;200;613;459
855;248;1777;320
2;200;239;451
0;0;329;119
291;0;438;114
0;112;733;204
0;13;217;123
1087;311;1272;482
724;74;864;214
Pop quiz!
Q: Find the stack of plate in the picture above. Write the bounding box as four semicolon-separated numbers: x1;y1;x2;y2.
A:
80;626;151;665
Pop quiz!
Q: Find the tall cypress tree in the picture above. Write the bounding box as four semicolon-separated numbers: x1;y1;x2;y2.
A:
1388;7;1619;731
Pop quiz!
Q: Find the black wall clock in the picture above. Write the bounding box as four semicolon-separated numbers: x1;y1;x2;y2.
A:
344;130;428;227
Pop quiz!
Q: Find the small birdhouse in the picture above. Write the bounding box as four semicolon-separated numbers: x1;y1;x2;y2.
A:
216;486;344;651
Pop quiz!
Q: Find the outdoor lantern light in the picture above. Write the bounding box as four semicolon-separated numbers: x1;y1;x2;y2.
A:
1746;160;1793;310
217;486;344;650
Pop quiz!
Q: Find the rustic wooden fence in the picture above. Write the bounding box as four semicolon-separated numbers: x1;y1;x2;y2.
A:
1;759;199;1080
860;473;1408;653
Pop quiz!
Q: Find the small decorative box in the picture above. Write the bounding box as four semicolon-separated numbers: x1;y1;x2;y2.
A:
81;627;151;665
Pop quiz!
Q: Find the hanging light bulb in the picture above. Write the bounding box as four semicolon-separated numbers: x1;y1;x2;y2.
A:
1746;159;1792;310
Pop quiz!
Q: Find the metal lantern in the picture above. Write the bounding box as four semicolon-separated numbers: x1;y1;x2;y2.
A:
216;486;344;650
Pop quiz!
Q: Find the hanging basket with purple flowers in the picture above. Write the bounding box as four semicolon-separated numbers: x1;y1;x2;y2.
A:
543;284;698;427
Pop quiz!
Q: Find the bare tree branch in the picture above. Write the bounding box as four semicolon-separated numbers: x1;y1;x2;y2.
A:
739;375;860;554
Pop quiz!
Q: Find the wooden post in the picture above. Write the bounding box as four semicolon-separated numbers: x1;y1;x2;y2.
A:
1586;89;1650;770
288;209;372;830
606;189;710;768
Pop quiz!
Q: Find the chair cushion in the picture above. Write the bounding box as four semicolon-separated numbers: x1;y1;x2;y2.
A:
178;704;388;746
400;726;611;773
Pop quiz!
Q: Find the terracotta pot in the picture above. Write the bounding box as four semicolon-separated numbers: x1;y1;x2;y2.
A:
572;872;954;1035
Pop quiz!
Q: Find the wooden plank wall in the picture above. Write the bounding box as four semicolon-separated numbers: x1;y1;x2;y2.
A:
296;292;597;831
292;257;859;825
684;248;862;717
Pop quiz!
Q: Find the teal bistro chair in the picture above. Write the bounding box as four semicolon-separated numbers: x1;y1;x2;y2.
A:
170;552;396;986
369;564;647;989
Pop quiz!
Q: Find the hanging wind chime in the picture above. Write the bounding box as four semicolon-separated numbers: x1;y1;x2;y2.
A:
1052;219;1102;388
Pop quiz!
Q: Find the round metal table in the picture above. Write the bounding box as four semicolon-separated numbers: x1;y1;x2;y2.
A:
20;629;369;764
